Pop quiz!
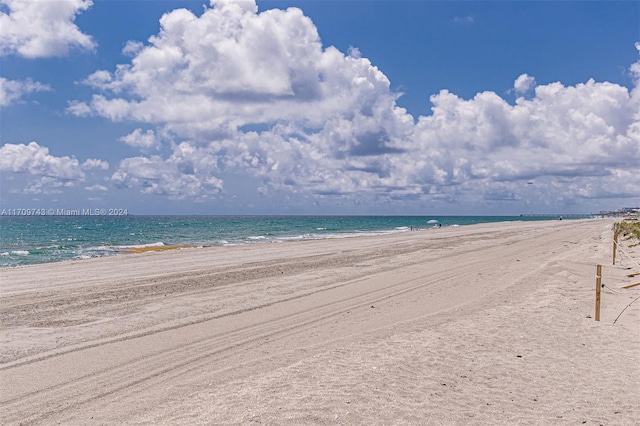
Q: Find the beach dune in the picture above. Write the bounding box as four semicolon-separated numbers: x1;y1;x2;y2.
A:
1;219;638;424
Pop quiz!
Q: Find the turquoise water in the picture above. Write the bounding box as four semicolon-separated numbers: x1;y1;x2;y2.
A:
0;215;573;267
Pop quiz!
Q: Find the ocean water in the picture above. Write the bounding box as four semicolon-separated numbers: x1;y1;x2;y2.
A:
0;215;573;268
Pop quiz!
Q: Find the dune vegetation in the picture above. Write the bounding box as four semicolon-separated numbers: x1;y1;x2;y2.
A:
615;220;640;246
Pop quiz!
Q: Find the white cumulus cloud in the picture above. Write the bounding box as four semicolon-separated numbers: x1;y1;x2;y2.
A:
70;0;640;210
0;141;84;180
119;128;160;151
453;16;474;24
112;143;223;199
0;142;113;195
0;0;95;58
410;76;640;205
513;73;536;95
81;158;109;170
69;0;408;141
85;184;108;191
0;77;50;106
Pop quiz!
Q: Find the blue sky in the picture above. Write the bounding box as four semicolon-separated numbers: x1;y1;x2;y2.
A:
1;0;639;215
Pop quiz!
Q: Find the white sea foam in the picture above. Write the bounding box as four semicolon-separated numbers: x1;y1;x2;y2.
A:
87;242;165;252
11;250;30;256
116;242;165;250
277;234;308;241
125;242;164;248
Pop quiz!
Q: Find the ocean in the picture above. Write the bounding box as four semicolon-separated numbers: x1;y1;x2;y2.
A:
0;215;573;268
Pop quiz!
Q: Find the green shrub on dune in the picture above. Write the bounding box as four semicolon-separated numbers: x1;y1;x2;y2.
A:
615;221;640;246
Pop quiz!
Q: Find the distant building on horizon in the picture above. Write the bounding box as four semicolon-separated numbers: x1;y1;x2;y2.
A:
599;207;640;217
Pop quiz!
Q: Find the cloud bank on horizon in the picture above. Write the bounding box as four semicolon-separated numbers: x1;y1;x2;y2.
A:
1;0;639;214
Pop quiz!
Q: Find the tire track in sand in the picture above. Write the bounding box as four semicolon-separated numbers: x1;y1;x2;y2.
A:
0;222;596;425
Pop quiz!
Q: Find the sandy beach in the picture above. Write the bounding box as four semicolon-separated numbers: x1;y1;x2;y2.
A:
1;219;638;425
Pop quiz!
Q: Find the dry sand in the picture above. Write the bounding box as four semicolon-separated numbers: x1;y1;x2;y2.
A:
1;219;638;425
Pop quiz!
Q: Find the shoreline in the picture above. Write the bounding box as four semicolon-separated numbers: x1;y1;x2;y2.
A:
1;218;638;424
0;216;591;269
0;219;588;287
0;217;593;272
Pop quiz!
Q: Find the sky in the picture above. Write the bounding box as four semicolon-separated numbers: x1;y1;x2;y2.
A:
1;0;639;216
